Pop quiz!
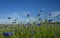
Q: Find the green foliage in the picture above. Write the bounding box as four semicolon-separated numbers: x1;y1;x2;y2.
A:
0;23;60;38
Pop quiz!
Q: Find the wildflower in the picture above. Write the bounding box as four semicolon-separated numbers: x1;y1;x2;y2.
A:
18;24;20;26
48;19;53;22
27;22;30;24
12;22;16;24
38;18;41;20
27;22;31;25
31;31;35;35
14;19;17;21
33;21;35;24
49;13;52;16
37;23;41;26
3;32;14;36
27;14;30;17
54;33;58;37
7;17;11;19
4;26;8;28
45;19;48;22
56;16;59;18
37;13;40;16
58;14;60;16
40;10;42;12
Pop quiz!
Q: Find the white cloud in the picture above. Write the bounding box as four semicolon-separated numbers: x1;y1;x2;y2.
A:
50;11;60;17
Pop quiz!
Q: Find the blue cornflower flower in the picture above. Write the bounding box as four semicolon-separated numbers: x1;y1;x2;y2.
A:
48;19;53;22
3;32;14;36
49;13;52;16
59;14;60;16
14;19;17;21
5;26;8;28
37;23;41;26
31;31;35;35
54;33;58;37
7;17;11;19
38;18;41;20
56;16;59;18
12;22;16;24
27;22;30;24
40;10;42;12
37;13;40;16
18;24;20;26
27;22;31;25
27;14;30;17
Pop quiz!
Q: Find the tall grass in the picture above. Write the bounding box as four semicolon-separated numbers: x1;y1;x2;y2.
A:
0;22;60;38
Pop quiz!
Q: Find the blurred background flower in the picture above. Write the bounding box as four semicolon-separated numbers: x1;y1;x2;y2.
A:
48;19;53;23
49;13;52;16
3;32;14;37
27;14;30;18
37;23;41;26
7;17;11;19
38;18;41;20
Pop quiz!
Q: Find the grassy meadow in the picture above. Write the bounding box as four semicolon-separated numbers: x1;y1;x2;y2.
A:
0;22;60;38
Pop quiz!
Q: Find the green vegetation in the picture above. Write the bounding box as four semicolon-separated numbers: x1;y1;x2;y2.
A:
0;22;60;38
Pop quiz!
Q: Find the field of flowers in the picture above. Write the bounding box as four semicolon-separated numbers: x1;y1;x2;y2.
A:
0;10;60;38
0;22;60;38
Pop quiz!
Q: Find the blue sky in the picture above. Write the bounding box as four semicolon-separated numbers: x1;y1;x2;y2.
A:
0;0;60;24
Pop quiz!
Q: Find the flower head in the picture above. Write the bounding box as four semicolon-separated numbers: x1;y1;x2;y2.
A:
27;22;31;25
4;26;8;28
48;19;53;22
40;10;42;12
38;18;41;20
14;19;17;21
12;22;16;24
27;14;30;17
58;14;60;16
49;13;52;16
3;32;14;36
37;13;40;16
7;17;11;19
54;33;58;37
18;24;20;26
31;31;35;35
37;23;41;26
56;16;59;18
